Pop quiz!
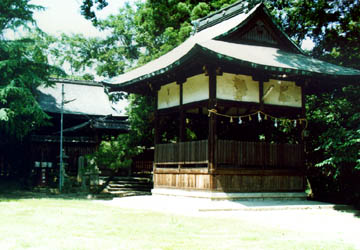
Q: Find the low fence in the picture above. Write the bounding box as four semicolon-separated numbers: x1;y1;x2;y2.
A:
217;140;303;168
154;139;303;168
155;140;208;165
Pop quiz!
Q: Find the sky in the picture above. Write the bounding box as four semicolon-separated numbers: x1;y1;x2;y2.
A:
30;0;126;38
28;1;130;114
30;0;314;49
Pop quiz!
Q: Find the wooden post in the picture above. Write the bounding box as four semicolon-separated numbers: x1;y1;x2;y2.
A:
177;79;186;142
154;87;160;175
296;79;308;191
301;82;307;117
259;80;264;111
154;86;161;145
154;110;160;145
301;83;307;191
253;74;268;172
258;80;264;170
208;66;217;179
252;73;268;109
177;78;186;171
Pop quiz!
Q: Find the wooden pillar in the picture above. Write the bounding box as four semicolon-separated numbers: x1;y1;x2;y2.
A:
177;78;186;172
154;86;161;145
295;79;308;191
208;66;217;177
153;86;160;175
154;110;160;145
253;74;268;172
252;73;268;110
259;79;264;110
301;82;307;117
177;78;186;142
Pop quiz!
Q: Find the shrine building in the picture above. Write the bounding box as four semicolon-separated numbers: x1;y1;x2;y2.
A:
106;2;360;199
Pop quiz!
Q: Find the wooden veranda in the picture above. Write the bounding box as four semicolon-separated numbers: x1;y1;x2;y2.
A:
154;140;304;192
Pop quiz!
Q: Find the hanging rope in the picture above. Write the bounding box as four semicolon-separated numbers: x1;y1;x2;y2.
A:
208;109;308;139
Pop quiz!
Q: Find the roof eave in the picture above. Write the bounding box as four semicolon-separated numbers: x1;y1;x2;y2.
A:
196;44;360;82
106;44;206;94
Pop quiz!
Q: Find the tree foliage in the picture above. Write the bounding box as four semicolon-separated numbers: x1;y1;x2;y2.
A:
80;0;108;24
0;0;42;31
264;0;360;205
89;134;140;170
0;1;63;141
265;0;360;69
306;85;360;205
51;0;241;78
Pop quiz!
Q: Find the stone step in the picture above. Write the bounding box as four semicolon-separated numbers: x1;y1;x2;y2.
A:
108;182;152;188
103;190;151;198
108;182;152;187
101;176;152;182
103;176;153;196
107;186;151;192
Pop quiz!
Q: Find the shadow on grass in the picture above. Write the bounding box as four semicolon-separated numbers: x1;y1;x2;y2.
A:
0;178;152;202
0;188;115;202
307;195;360;218
0;178;116;202
333;205;360;218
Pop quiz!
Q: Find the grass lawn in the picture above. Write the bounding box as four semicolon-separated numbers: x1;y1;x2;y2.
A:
0;197;356;250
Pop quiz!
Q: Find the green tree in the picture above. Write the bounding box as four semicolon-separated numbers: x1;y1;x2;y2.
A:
80;0;108;24
0;1;63;141
306;86;360;205
264;0;360;68
264;0;360;206
0;1;64;185
63;1;240;77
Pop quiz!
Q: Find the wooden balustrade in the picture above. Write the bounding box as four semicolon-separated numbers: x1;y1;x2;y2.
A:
155;139;303;169
217;140;304;168
155;140;208;165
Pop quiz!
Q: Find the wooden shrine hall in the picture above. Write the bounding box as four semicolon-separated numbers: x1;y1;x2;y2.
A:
106;2;360;199
30;79;128;184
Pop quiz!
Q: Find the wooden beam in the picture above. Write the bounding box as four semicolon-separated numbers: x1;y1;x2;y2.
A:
157;100;208;115
252;74;269;82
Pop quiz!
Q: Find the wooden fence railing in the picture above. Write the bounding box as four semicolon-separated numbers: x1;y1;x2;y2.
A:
217;140;303;168
155;140;208;164
155;139;303;169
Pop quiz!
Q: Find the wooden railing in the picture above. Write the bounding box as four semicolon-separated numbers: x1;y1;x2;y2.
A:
217;140;303;168
155;140;208;165
155;139;303;169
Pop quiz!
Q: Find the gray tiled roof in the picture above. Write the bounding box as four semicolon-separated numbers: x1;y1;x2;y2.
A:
198;40;360;76
37;79;123;117
109;3;261;87
107;2;360;92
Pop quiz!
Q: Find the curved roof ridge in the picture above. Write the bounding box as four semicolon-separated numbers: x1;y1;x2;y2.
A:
194;1;261;32
110;4;261;86
49;78;103;87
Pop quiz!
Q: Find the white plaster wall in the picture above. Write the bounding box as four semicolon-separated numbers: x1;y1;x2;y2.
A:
263;79;302;107
183;74;209;104
217;73;259;103
157;81;180;109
